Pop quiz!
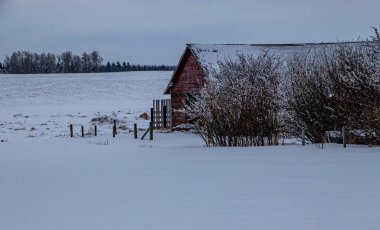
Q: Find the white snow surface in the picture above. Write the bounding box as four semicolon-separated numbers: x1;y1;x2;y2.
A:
0;71;170;139
1;71;380;230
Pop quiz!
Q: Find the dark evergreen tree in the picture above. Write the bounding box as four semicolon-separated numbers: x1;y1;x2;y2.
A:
105;62;111;72
111;62;116;72
0;62;4;73
127;62;131;71
116;61;122;72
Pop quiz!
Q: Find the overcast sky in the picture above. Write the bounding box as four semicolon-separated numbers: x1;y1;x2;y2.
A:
0;0;380;65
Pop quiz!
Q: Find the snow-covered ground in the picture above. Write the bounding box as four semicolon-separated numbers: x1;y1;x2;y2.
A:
1;72;380;230
0;71;170;140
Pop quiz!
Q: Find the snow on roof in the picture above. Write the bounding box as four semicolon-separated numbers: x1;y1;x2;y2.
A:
188;43;331;73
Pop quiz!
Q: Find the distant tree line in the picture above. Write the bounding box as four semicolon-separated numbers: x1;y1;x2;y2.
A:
2;51;102;74
102;61;174;72
1;51;175;74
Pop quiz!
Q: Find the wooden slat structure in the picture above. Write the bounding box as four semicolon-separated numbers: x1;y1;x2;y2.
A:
153;99;172;129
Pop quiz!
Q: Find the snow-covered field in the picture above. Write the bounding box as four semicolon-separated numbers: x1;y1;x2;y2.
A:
0;71;170;140
1;72;380;230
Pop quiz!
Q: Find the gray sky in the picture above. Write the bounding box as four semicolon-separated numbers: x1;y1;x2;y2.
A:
0;0;380;65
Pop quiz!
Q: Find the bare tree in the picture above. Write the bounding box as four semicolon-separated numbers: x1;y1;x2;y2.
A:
81;52;91;73
59;51;73;73
90;51;103;72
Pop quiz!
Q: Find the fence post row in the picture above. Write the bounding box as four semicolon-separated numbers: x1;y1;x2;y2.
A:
67;100;171;139
68;124;121;138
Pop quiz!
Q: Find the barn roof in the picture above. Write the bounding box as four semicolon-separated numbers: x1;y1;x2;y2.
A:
164;42;362;94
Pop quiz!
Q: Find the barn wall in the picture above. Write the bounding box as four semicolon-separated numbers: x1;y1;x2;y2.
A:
171;49;205;128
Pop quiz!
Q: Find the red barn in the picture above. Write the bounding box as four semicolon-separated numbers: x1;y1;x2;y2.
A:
163;45;206;127
164;43;344;128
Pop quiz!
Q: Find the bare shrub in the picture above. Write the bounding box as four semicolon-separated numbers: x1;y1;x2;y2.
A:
139;112;150;120
91;116;111;124
284;47;335;144
285;30;380;144
185;53;282;147
327;38;380;142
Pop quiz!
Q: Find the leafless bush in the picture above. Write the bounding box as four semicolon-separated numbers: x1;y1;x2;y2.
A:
185;53;283;147
327;36;380;142
91;116;111;124
138;112;150;120
284;47;335;144
285;29;380;144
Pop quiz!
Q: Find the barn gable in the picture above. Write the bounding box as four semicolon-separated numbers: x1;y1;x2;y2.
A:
165;45;206;127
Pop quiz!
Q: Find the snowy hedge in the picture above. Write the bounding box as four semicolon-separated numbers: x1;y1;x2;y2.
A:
185;29;380;147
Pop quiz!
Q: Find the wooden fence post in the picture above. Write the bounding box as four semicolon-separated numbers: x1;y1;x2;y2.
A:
113;120;117;138
150;108;154;127
149;122;153;140
94;125;97;136
70;124;73;138
81;126;84;137
163;105;167;128
134;123;138;139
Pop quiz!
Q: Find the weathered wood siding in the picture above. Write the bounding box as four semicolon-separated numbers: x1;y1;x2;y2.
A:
171;49;205;128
